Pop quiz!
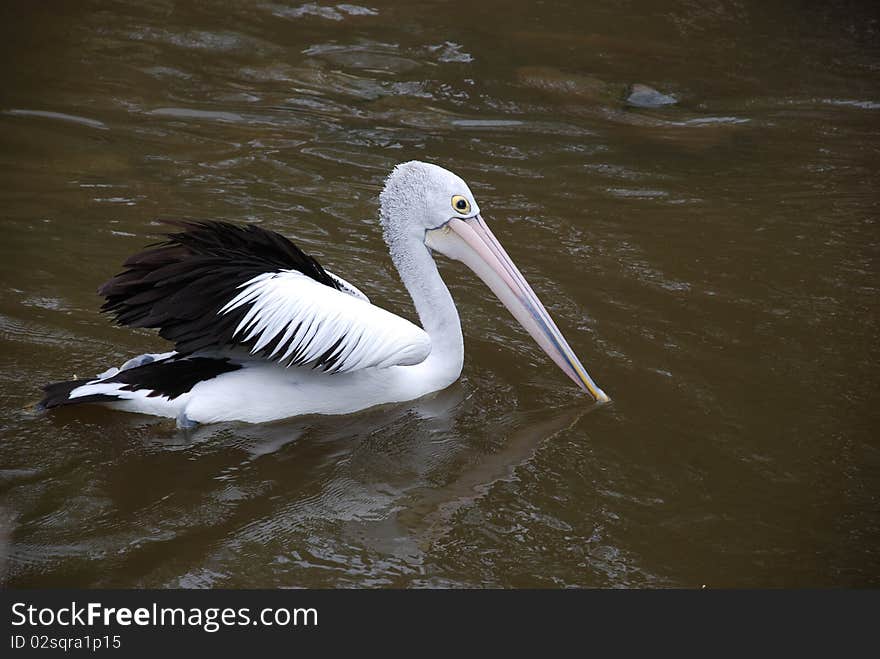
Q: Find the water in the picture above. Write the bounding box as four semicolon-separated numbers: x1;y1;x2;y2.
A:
1;0;878;587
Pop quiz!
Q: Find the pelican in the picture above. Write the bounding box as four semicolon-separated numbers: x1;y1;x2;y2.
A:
40;161;609;426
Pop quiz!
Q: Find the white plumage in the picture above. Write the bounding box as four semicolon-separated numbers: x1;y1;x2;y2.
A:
220;269;430;372
40;161;609;426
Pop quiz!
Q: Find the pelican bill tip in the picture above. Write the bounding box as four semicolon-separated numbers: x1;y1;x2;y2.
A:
580;380;610;404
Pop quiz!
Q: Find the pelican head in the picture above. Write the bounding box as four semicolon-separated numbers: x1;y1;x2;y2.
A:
380;161;610;403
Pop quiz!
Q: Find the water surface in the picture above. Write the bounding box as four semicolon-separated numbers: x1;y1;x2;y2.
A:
1;0;878;587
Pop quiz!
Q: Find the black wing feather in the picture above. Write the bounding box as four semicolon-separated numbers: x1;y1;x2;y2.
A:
39;379;118;408
39;356;242;408
98;220;342;356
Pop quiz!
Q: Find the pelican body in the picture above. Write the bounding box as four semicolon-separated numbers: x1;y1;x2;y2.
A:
40;162;609;425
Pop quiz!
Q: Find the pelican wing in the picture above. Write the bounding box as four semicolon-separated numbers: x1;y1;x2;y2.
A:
219;269;428;371
99;220;430;373
326;271;370;303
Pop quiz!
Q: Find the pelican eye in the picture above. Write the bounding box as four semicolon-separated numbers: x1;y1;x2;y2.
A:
451;195;471;214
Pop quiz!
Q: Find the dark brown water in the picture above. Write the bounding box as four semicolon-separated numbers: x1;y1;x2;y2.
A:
1;0;878;587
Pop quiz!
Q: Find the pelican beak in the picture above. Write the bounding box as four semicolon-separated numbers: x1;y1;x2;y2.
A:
425;215;610;403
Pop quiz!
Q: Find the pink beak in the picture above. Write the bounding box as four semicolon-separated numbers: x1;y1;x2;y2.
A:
428;215;610;403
